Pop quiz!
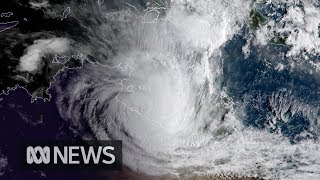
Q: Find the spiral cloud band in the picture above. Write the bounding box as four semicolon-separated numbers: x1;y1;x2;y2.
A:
51;0;320;179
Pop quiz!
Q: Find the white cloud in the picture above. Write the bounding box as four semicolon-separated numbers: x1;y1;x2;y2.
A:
255;0;320;56
18;38;70;72
29;0;50;9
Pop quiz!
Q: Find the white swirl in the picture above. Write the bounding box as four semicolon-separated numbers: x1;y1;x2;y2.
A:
52;1;320;179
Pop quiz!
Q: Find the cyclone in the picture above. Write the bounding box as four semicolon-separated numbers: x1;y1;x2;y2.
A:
50;0;320;179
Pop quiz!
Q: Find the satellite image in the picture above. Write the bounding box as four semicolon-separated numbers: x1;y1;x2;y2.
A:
1;0;320;179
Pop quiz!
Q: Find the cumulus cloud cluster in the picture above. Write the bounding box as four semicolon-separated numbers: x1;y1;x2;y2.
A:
255;0;320;56
18;38;70;72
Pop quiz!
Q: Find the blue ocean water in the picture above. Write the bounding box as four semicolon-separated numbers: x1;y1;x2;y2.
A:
222;30;320;143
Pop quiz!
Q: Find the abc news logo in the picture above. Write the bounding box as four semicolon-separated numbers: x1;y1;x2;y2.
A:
22;141;121;170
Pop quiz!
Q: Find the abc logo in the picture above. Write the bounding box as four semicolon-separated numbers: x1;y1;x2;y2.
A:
25;146;117;165
26;146;50;164
23;141;121;169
